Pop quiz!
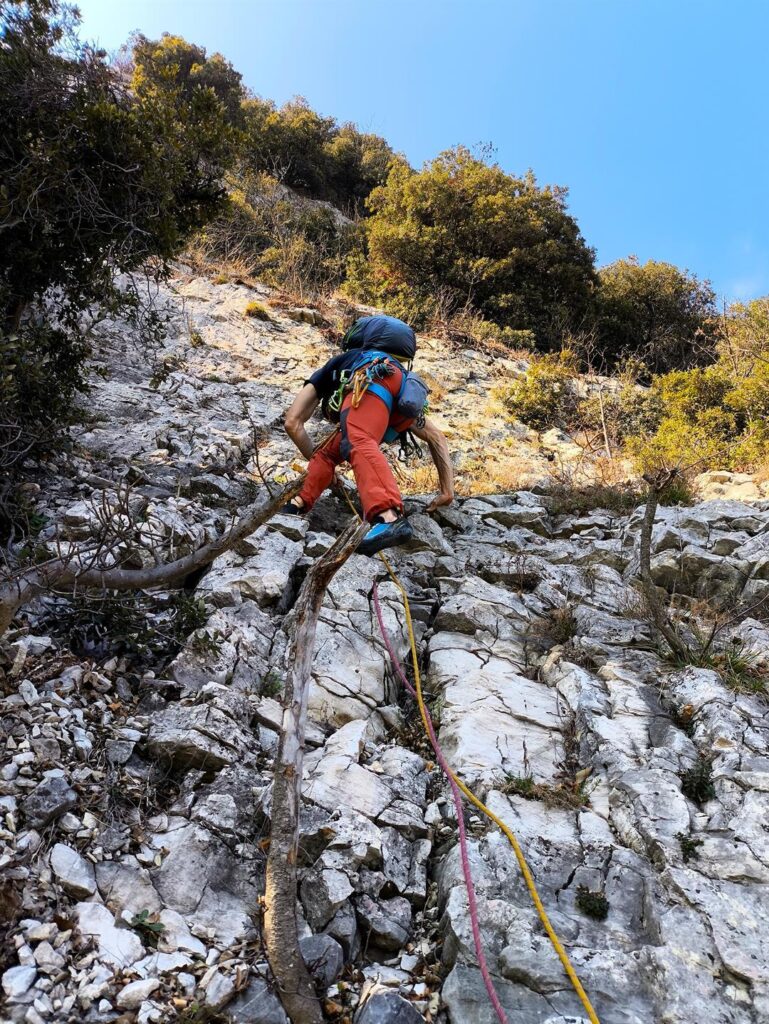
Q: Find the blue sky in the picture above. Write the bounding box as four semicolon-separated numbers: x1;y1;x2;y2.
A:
75;0;769;303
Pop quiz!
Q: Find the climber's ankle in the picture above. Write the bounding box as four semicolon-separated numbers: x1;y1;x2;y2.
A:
379;508;399;524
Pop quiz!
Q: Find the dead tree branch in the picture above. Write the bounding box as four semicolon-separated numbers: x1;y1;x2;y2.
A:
264;515;368;1024
638;470;689;661
0;475;306;635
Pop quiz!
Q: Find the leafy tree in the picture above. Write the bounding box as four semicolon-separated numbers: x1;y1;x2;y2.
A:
242;96;336;196
347;146;597;348
0;2;237;534
323;123;395;211
130;32;244;125
595;257;719;375
241;97;395;211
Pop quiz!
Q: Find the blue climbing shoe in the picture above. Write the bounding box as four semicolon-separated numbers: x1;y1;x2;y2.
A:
280;499;305;517
358;515;413;557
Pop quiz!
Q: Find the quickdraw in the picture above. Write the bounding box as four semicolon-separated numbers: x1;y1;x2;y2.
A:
327;356;396;415
396;430;424;464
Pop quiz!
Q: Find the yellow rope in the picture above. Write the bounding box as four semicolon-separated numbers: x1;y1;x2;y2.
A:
337;486;600;1023
378;552;601;1024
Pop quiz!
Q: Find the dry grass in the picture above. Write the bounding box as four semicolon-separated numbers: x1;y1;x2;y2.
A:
547;481;645;516
456;453;541;495
752;458;769;488
499;773;590;810
419;370;448;404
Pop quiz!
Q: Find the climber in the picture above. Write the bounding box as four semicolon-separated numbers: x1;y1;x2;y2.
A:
283;314;454;556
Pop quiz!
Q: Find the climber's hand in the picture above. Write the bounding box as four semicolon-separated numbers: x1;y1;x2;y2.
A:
425;492;454;514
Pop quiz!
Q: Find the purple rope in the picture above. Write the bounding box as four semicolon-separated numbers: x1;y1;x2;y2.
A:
372;582;509;1024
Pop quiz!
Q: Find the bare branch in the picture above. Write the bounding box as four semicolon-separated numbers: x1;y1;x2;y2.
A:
264;515;368;1024
0;475;306;635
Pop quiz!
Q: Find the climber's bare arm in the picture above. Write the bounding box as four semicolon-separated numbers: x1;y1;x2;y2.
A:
284;384;320;461
411;418;454;513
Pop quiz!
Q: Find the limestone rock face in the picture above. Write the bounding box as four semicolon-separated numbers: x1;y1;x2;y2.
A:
6;271;769;1024
146;684;257;770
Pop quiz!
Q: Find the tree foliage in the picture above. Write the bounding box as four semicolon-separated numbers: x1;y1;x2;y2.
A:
130;32;244;125
628;298;769;474
241;96;396;211
190;170;358;298
0;2;237;535
595;257;719;375
347;146;597;348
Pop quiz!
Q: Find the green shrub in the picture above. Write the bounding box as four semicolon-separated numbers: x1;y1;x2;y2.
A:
627;356;769;475
676;831;703;863
577;379;662;448
1;4;236;539
50;590;210;667
191;172;358;298
656;475;696;507
595;257;719;375
680;756;716;805
445;311;536;352
575;886;609;920
501;351;580;430
347;146;597;348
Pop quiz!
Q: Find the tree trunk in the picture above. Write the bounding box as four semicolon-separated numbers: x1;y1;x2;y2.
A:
264;515;368;1024
0;475;306;635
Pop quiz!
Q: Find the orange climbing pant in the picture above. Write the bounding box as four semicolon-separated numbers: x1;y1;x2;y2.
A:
299;366;413;522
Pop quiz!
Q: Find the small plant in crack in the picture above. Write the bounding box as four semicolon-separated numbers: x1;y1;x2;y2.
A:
671;703;696;737
501;773;537;798
676;831;704;863
262;669;284;699
711;642;767;694
506;553;540;593
425;691;445;728
499;772;590;810
525;601;579;652
575;885;609;920
129;909;165;948
190;628;225;657
176;1004;230;1024
680;755;716;806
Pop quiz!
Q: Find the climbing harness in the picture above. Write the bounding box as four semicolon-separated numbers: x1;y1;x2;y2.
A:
339;487;601;1024
327;353;396;417
327;350;430;441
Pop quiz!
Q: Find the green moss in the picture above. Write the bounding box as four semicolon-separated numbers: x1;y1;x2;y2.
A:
676;831;703;863
575;885;609;920
244;300;272;321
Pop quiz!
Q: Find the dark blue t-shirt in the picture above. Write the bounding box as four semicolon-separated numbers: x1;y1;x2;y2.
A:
305;351;363;401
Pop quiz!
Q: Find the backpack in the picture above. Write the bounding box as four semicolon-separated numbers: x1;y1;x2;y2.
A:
341;315;417;361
